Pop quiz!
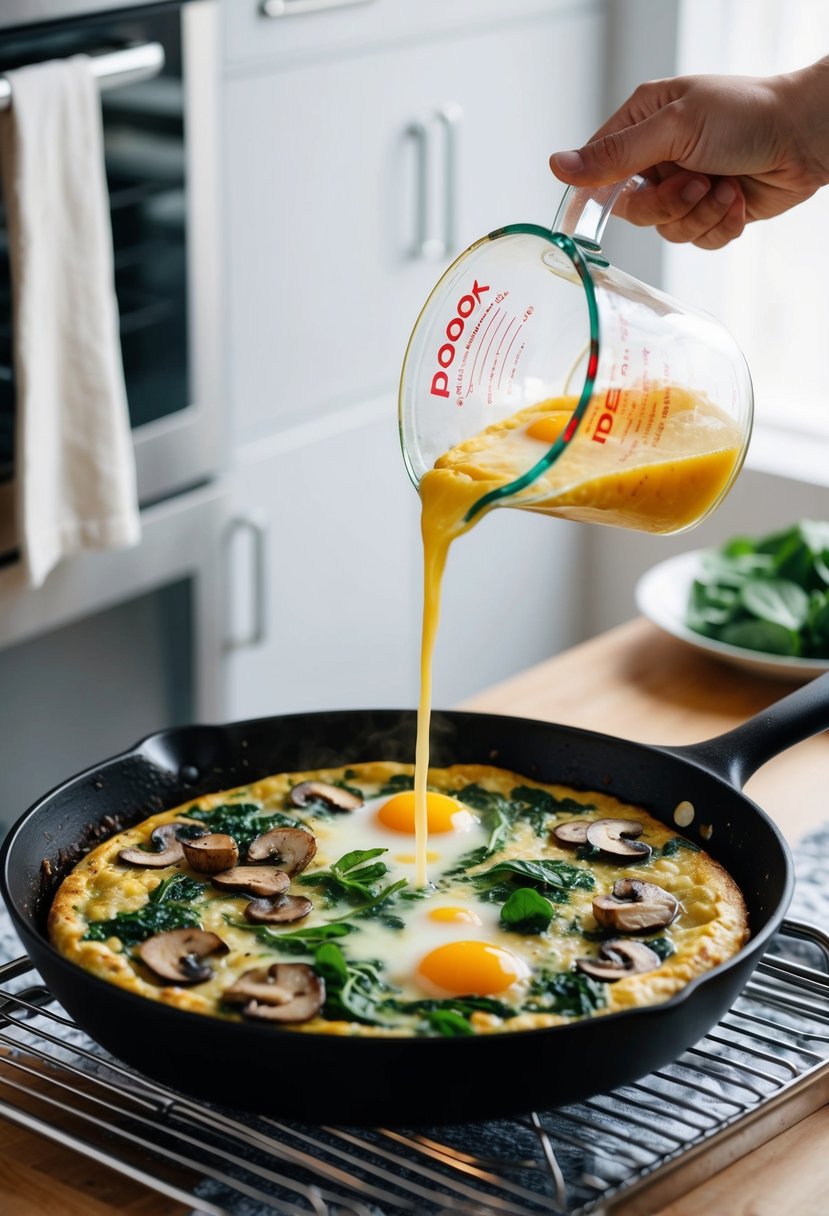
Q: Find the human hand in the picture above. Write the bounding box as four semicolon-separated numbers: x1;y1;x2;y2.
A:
550;58;829;249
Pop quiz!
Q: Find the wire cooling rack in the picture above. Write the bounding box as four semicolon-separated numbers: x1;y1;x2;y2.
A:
1;919;828;1216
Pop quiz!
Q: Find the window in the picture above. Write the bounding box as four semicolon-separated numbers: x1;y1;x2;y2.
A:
666;0;829;447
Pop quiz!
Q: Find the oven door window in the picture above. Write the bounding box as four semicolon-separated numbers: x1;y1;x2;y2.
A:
0;3;194;487
103;11;189;431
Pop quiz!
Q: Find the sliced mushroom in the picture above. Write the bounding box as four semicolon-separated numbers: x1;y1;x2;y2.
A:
222;962;325;1022
592;879;679;933
288;780;363;813
211;866;290;898
247;826;317;875
182;833;239;874
585;818;652;863
551;820;590;848
119;823;184;868
138;927;228;984
575;939;662;982
244;894;313;924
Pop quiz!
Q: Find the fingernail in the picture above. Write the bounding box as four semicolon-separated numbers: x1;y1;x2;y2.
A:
553;150;584;173
681;179;708;204
714;181;736;206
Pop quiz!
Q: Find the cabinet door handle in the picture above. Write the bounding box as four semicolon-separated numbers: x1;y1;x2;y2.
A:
261;0;375;17
408;104;463;262
436;102;463;256
407;119;441;262
224;515;267;651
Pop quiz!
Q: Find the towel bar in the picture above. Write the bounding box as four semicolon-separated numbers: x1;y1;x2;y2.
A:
0;41;165;111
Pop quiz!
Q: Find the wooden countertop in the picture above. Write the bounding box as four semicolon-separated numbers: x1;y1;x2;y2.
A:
2;618;828;1215
462;618;829;1216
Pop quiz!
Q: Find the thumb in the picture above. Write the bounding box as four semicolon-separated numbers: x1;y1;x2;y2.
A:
551;110;684;186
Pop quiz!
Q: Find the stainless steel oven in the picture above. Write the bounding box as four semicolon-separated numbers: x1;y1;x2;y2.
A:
0;0;221;557
0;1;224;836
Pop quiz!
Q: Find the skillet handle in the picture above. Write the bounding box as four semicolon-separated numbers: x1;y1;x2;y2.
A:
664;669;829;791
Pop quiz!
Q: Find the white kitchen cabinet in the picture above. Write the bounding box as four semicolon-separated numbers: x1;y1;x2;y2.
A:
222;2;604;721
225;401;583;719
225;404;421;719
223;2;606;446
222;0;578;71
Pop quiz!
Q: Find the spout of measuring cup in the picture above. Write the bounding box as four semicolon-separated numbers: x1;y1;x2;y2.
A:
552;176;646;250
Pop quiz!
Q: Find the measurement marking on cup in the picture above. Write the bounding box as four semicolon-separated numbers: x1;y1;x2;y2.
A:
480;311;509;389
491;316;517;394
499;322;524;391
469;307;502;388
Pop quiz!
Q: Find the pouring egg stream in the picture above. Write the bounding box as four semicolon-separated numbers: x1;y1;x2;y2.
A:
412;386;743;888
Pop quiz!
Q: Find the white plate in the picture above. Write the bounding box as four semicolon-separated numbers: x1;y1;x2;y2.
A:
635;550;829;682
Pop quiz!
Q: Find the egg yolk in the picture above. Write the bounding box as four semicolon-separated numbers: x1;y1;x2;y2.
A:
417;940;528;995
427;906;482;926
525;410;572;444
377;790;476;835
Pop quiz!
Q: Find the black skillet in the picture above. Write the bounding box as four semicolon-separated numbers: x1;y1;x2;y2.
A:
3;674;829;1126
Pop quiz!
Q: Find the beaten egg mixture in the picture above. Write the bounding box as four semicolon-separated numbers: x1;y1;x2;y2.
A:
411;389;743;887
49;761;748;1037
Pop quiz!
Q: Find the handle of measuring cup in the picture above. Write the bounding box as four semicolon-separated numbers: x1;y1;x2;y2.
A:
552;175;646;250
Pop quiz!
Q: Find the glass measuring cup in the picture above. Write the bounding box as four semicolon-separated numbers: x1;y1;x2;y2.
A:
398;177;753;535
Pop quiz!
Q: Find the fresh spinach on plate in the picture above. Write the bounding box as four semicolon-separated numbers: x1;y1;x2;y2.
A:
687;521;829;658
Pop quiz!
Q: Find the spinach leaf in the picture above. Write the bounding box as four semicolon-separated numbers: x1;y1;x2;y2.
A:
470;858;594;906
314;943;395;1025
328;878;409;922
644;936;675;961
659;837;701;858
441;845;493;877
423;1009;475;1037
528;970;606;1017
149;874;206;904
455;785;514;857
376;773;415;796
446;785;598;876
510;786;595;829
189;802;301;848
809;593;829;652
384;995;516;1036
226;919;355;955
739;579;810;631
83;873;207;945
298;848;394;904
500;887;554;934
685;521;829;658
174;823;212;842
719;619;800;656
506;786;556;833
575;843;602;862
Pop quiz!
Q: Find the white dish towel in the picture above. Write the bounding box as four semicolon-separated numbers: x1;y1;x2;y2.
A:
0;55;140;588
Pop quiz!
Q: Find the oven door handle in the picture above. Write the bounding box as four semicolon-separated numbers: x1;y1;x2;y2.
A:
0;41;166;111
